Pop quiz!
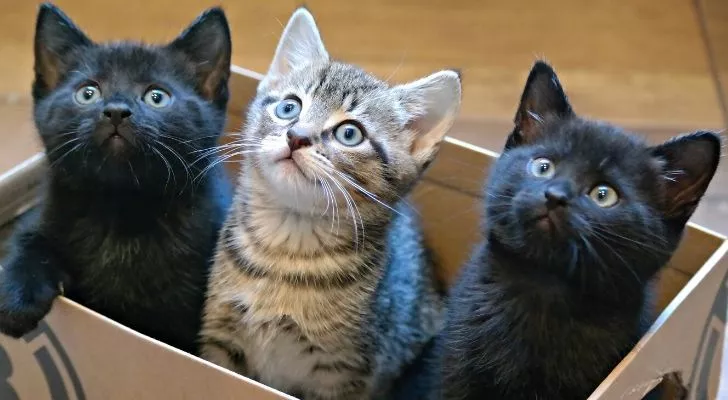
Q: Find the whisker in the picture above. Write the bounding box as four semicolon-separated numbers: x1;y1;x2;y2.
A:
191;143;261;166
50;142;84;167
151;146;174;191
191;138;263;154
127;161;140;188
308;162;341;235
46;136;85;158
155;140;192;188
587;230;643;286
193;150;259;182
157;134;200;150
332;169;405;218
315;165;363;249
590;226;669;254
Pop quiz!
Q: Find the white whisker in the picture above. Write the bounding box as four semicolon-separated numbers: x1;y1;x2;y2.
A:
331;169;405;218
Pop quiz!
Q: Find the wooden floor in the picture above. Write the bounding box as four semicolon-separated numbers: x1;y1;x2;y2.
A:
0;0;726;233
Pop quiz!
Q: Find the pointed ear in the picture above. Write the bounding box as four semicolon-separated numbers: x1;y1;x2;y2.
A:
33;3;92;96
259;7;329;92
505;60;574;149
395;70;462;168
651;131;722;225
168;7;232;106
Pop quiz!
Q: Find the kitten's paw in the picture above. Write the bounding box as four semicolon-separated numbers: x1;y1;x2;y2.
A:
200;340;248;375
0;272;59;338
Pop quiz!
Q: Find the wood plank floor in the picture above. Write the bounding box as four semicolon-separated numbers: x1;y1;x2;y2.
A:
0;0;726;233
700;0;728;121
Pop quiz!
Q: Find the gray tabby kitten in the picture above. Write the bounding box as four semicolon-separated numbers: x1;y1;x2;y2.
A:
199;7;461;400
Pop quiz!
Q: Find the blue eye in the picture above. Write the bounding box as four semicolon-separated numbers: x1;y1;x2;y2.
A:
143;88;172;108
74;85;101;105
589;184;619;207
334;123;365;146
529;157;555;178
275;98;302;119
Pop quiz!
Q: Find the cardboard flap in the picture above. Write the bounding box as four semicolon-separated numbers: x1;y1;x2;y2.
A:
589;239;728;399
719;293;728;399
0;153;45;226
1;297;294;400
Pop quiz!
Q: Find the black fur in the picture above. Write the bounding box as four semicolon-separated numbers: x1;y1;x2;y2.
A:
0;3;233;355
433;61;721;399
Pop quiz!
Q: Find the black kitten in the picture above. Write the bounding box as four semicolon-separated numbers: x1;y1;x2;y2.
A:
0;4;233;355
435;61;721;400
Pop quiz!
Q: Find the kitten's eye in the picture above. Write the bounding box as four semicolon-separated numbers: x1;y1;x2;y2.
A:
529;157;555;178
589;185;619;207
143;88;172;108
275;98;302;119
74;85;101;105
334;123;365;147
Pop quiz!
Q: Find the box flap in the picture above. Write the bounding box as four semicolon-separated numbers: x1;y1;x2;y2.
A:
1;297;294;399
589;237;728;399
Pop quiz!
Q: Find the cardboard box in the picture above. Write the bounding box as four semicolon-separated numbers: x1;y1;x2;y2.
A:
0;66;726;399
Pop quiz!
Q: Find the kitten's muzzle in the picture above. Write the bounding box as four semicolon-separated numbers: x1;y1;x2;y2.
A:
287;128;312;152
93;103;136;154
531;182;573;234
531;208;567;232
544;186;569;209
95;102;136;145
103;103;132;127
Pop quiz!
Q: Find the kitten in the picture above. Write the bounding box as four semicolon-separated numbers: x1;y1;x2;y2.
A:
0;4;232;355
199;8;460;400
435;61;721;400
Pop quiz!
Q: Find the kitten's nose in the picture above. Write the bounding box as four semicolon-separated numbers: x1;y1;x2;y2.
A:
544;185;570;209
287;128;312;152
103;103;132;126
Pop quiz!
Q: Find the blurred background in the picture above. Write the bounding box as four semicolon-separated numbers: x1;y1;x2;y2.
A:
0;0;726;233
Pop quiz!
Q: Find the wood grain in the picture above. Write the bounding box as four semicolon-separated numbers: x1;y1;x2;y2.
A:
0;0;725;233
0;0;723;128
698;0;728;122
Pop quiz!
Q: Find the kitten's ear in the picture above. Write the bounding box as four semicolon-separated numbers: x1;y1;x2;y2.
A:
169;7;232;106
395;70;462;168
259;7;329;92
34;3;92;96
505;61;574;149
651;131;722;225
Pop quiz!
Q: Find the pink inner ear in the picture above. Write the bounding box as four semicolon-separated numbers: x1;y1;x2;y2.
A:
652;132;721;219
408;112;450;159
199;56;230;100
36;50;63;91
410;135;438;158
515;108;546;144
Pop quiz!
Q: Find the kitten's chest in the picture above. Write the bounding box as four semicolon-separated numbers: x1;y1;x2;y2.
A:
231;283;369;391
62;216;211;302
243;319;337;391
230;276;366;340
67;222;160;267
463;291;638;391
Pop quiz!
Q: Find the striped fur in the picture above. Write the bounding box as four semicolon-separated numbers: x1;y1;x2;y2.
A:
200;8;460;400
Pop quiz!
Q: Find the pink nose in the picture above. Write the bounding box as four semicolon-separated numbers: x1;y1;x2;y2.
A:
287;128;312;152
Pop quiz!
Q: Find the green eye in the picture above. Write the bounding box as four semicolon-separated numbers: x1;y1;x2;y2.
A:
143;88;172;108
589;184;619;207
275;98;302;119
334;123;365;146
529;157;555;178
74;85;101;105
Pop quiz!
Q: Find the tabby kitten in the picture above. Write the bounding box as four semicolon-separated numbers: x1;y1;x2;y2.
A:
200;8;460;400
436;61;721;400
0;4;232;355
